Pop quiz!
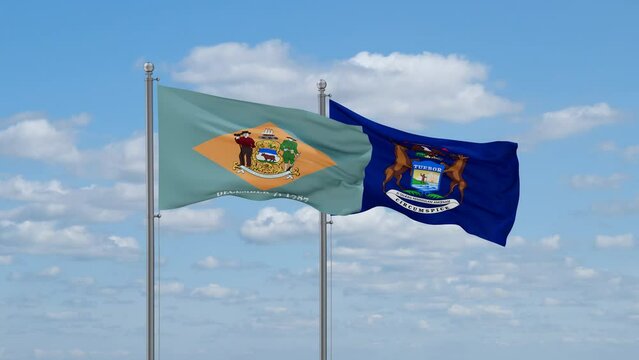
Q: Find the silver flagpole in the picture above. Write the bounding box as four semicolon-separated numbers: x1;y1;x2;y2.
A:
317;79;328;360
144;62;155;360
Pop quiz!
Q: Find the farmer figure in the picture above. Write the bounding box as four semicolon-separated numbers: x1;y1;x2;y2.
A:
234;130;255;167
279;136;299;171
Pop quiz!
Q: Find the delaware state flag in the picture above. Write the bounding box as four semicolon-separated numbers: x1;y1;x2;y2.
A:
330;100;520;246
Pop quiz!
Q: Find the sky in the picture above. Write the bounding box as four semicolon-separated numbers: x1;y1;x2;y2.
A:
1;0;638;359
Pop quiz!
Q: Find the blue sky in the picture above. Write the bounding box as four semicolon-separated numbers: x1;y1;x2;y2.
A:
1;1;638;359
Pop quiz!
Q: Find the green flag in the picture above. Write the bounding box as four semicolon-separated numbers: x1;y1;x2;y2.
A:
158;86;372;214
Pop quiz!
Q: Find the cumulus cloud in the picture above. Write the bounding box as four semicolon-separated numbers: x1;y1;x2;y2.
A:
367;313;384;325
418;319;430;329
160;207;225;233
471;273;507;284
157;281;185;295
598;141;639;162
195;256;221;269
570;173;629;189
241;206;485;250
595;234;634;248
624;145;639;162
0;176;145;223
0;220;138;259
191;283;239;299
332;208;491;251
265;306;288;314
544;297;561;306
0;116;82;164
592;194;639;216
0;255;12;265
540;234;560;250
448;304;513;318
70;277;95;287
85;134;146;181
39;266;61;277
574;266;597;279
521;103;618;145
45;311;79;321
240;206;318;243
331;261;382;276
330;51;521;127
0;114;147;181
173;40;520;129
0;176;67;201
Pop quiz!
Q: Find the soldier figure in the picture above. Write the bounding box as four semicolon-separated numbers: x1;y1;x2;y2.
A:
279;136;299;171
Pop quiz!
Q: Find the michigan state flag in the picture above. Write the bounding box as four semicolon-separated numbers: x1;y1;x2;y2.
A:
158;86;372;215
329;100;520;246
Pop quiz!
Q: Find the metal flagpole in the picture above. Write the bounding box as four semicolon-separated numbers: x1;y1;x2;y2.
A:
144;62;155;360
317;79;328;360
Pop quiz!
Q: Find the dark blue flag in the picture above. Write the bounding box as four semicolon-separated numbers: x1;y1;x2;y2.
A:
329;100;520;246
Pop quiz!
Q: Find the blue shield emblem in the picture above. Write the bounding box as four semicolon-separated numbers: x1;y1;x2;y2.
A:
411;160;444;192
256;147;279;163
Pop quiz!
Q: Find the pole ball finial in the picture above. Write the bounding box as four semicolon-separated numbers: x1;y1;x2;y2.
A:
317;79;327;90
144;62;155;73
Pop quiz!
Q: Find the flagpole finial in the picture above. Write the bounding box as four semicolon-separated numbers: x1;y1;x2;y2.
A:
317;79;327;91
144;62;155;73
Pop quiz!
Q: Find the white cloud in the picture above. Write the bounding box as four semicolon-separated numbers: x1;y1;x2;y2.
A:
418;319;430;330
624;145;639;162
592;194;639;216
507;235;526;246
86;134;146;181
472;273;507;284
570;173;629;189
367;313;384;325
240;206;318;243
0;116;82;164
448;304;474;317
595;234;634;248
331;51;521;127
265;306;288;314
0;255;12;265
33;348;91;359
598;141;618;152
448;304;513;318
0;176;67;201
332;208;486;250
544;297;561;306
0;220;139;259
540;234;560;250
160;207;225;233
521;103;618;145
574;266;597;279
195;255;221;269
108;236;138;249
68;349;86;359
0;113;147;181
45;311;79;320
241;206;485;250
597;142;639;162
0;176;145;223
478;305;513;317
39;266;61;277
331;261;382;276
157;281;185;295
173;40;520;129
191;283;238;299
70;277;95;286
